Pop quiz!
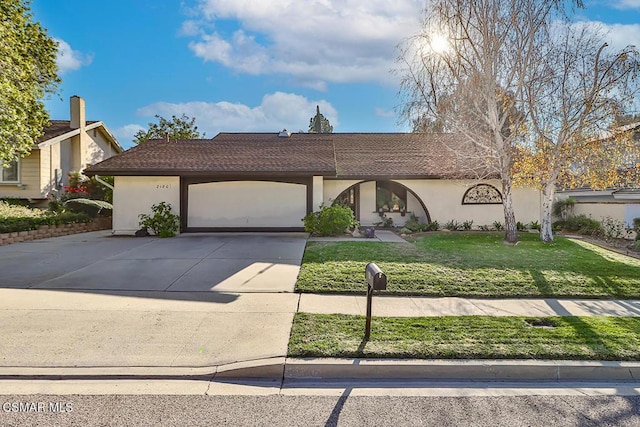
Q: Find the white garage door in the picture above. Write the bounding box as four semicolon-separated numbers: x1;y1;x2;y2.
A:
188;181;307;228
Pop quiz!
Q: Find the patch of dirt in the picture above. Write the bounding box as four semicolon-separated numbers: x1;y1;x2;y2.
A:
525;318;556;328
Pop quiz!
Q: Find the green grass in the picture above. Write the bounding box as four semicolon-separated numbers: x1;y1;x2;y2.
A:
289;313;640;360
296;232;640;298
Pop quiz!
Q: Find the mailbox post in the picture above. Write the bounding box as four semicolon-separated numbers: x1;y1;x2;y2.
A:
364;262;387;340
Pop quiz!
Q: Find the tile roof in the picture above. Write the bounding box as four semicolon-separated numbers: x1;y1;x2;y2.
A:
85;132;489;178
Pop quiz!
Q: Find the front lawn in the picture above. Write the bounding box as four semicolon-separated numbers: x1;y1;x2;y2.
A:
289;313;640;360
295;232;640;298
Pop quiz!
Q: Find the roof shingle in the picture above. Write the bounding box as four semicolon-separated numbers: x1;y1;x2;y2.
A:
85;132;488;178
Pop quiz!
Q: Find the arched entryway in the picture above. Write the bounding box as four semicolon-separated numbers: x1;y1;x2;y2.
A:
333;180;431;226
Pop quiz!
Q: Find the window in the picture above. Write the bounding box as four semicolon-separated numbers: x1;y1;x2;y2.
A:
462;184;503;205
1;160;19;183
376;181;407;212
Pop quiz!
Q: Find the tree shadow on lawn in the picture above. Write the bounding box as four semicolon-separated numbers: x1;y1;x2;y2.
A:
301;236;640;298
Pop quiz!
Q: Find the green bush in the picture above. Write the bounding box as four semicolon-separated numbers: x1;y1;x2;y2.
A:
302;204;357;236
516;221;528;231
462;220;473;230
0;201;90;233
633;217;640;242
600;216;626;241
375;214;394;228
529;220;541;231
424;220;439;231
553;214;603;236
493;221;504;231
138;201;180;238
444;220;462;231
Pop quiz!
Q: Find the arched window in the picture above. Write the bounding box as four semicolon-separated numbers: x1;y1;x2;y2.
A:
462;184;503;205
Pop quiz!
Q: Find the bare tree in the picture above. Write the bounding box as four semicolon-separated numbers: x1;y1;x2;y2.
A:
397;0;579;244
518;24;639;242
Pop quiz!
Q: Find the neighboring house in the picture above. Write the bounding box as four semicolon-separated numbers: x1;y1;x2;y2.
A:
556;121;640;228
0;96;123;204
85;131;542;234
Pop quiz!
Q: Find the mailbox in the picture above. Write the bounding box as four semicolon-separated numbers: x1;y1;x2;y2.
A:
365;262;387;291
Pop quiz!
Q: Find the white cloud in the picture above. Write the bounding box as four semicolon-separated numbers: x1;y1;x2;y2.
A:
612;0;640;9
571;21;640;51
135;92;338;136
55;38;93;73
114;124;145;140
185;0;424;86
374;107;396;119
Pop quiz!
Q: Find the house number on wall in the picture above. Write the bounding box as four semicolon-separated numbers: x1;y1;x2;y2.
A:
156;184;172;189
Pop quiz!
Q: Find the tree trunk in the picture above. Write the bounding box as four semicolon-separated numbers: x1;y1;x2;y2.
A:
502;179;518;244
540;181;555;243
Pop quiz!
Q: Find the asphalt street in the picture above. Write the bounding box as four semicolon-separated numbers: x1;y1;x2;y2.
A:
1;393;639;426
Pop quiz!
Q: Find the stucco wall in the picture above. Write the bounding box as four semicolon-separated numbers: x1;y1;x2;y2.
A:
322;178;541;228
113;176;180;235
396;179;541;227
188;181;307;228
573;202;640;228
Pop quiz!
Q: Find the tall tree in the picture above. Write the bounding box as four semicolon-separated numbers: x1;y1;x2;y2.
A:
516;24;639;242
133;114;204;144
0;0;60;165
308;106;333;133
397;0;580;244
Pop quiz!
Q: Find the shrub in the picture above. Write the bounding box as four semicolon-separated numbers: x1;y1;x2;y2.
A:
554;214;602;236
478;224;491;231
302;204;357;236
444;220;462;231
492;221;504;231
0;198;31;207
375;214;394;228
633;217;640;242
0;201;90;233
528;220;541;231
516;221;528;231
424;220;439;231
552;197;575;220
404;213;427;233
138;202;180;238
600;216;626;241
462;220;474;230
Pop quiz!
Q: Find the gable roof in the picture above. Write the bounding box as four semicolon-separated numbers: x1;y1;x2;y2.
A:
35;120;124;153
85;132;485;179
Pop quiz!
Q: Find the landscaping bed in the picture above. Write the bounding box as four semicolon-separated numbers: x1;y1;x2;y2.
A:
289;313;640;361
295;232;640;298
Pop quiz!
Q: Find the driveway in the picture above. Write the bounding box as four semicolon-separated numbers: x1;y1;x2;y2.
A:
0;231;308;292
0;231;307;368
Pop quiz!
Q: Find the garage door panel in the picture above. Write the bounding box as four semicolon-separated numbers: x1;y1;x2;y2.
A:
188;181;307;228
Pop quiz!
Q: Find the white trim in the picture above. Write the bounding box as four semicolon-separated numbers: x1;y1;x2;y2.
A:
36;122;124;154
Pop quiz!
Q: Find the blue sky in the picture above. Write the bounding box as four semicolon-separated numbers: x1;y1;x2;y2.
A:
32;0;640;149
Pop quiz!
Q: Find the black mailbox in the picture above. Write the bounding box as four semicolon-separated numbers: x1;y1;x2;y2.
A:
365;262;387;291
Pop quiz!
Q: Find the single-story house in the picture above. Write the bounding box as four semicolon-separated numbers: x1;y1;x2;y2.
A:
85;131;542;234
0;96;123;204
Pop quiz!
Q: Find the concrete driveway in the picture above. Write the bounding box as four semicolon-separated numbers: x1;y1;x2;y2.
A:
0;231;307;292
0;231;307;369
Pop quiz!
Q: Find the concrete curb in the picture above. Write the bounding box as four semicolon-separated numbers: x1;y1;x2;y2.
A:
0;357;286;381
283;358;640;382
2;358;640;382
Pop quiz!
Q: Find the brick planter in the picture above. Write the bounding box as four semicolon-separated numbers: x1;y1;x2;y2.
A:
0;217;112;247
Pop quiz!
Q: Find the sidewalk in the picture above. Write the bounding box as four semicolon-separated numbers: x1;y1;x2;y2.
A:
1;289;640;383
298;294;640;317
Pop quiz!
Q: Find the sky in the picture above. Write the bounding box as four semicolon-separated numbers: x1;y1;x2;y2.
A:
32;0;640;149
